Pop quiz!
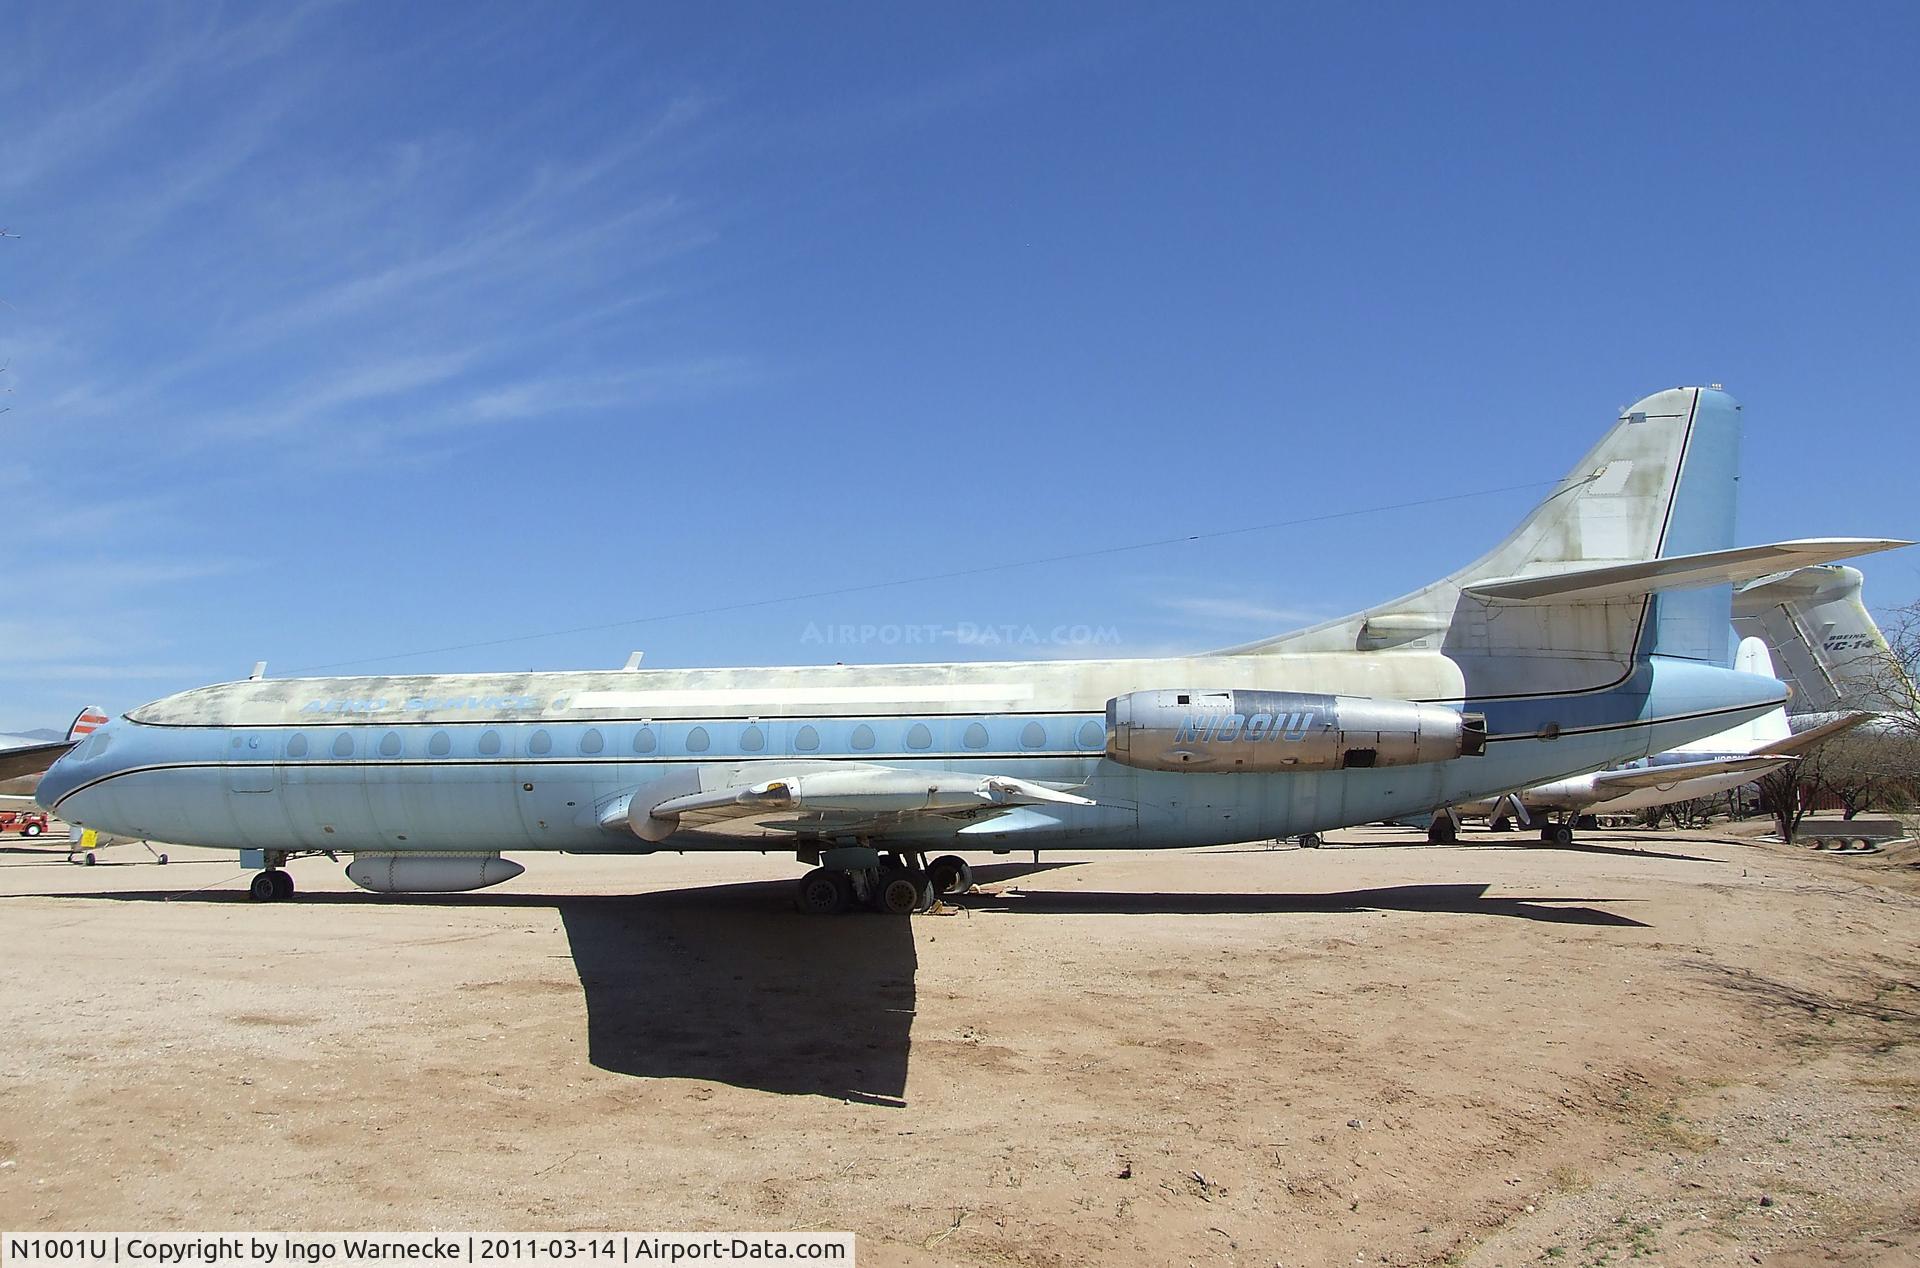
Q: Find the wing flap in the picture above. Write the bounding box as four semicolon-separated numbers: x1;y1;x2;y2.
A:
1464;539;1911;604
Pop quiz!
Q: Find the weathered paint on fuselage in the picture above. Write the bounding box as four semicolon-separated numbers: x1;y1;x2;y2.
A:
39;648;1786;856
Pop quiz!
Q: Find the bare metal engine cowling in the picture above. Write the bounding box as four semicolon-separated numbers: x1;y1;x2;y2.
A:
1106;690;1484;773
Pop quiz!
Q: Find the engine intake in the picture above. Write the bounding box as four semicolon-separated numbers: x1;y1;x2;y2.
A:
1106;689;1484;773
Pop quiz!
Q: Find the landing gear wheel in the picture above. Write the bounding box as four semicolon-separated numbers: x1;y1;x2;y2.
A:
794;867;853;915
1426;814;1458;845
249;871;279;901
157;854;169;865
927;854;974;896
1541;824;1574;847
875;870;930;916
83;851;97;866
1490;817;1514;833
271;869;295;900
1298;833;1324;849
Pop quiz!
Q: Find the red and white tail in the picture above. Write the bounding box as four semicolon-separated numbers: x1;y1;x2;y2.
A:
66;707;108;742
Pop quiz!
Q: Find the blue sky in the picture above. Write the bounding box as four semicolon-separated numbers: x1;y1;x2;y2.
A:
2;2;1916;730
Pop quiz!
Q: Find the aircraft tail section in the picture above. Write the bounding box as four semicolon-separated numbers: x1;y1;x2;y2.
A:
67;706;108;743
1733;565;1919;714
1227;387;1740;681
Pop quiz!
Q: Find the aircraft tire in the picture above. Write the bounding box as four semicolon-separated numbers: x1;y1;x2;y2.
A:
84;852;96;866
157;854;169;865
1298;833;1324;849
794;867;852;915
249;872;280;901
272;869;296;900
1548;825;1574;847
928;855;973;896
1490;817;1514;833
875;871;925;916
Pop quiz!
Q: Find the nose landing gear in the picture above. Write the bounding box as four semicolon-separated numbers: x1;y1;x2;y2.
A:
248;868;295;901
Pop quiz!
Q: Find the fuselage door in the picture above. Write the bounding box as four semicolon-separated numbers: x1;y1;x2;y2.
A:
227;733;278;793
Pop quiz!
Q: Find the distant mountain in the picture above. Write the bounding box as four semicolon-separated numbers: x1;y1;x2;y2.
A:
11;729;63;743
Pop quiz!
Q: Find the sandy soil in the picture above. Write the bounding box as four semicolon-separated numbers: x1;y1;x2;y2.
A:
1;826;1917;1266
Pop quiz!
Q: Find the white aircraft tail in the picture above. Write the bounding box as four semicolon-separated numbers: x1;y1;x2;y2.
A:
67;706;108;743
1673;638;1793;754
1733;565;1919;714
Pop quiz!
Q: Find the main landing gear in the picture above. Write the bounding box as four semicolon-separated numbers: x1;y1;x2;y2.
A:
249;869;296;901
1537;821;1576;847
245;849;297;901
794;850;975;916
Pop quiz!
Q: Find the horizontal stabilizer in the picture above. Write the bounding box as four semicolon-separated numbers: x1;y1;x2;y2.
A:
1464;539;1912;604
1590;753;1794;797
1753;710;1872;756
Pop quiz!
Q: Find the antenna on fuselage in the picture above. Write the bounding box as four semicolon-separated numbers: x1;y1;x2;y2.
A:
622;651;644;670
249;661;268;680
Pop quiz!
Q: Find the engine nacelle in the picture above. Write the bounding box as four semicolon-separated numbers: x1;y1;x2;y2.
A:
1106;689;1484;773
345;852;525;894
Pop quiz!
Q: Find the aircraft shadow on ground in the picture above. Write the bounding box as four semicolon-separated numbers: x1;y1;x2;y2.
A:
958;881;1650;927
7;867;1647;1101
6;861;1070;1107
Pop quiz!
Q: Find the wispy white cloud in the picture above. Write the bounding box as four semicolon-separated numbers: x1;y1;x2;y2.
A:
1154;594;1332;629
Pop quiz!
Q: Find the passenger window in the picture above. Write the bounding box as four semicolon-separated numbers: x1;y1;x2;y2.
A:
1020;721;1047;749
529;729;552;756
1077;720;1104;749
963;722;988;749
906;723;932;750
286;734;309;758
633;727;657;754
742;724;765;752
332;733;355;758
379;732;402;757
795;725;819;752
478;730;502;756
851;724;875;751
581;728;604;755
687;726;711;753
428;732;451;757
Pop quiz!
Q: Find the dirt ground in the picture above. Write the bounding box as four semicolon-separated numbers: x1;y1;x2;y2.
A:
2;825;1917;1267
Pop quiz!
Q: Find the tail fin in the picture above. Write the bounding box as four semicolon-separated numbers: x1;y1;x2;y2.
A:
1229;386;1740;680
1733;565;1920;713
66;707;108;743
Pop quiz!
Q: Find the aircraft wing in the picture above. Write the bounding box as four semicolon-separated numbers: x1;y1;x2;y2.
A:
1464;538;1912;603
602;763;1094;843
0;740;74;783
1589;753;1793;798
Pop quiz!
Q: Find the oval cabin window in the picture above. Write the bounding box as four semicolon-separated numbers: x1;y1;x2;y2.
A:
795;725;820;752
379;732;402;757
478;730;502;756
287;734;309;758
529;729;552;756
1020;722;1047;749
687;726;711;753
906;723;932;750
1077;720;1104;749
963;722;988;749
851;724;875;751
428;731;451;757
741;725;765;752
633;727;657;754
332;733;355;758
581;728;604;755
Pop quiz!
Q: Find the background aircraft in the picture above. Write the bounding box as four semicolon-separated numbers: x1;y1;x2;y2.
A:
0;707;107;800
1433;639;1865;844
1734;564;1920;728
36;387;1910;909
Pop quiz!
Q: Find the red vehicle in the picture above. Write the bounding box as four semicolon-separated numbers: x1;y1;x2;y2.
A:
0;810;48;837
